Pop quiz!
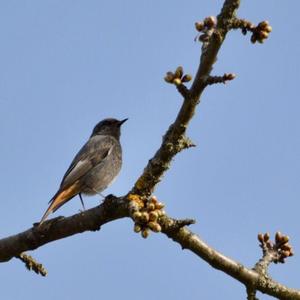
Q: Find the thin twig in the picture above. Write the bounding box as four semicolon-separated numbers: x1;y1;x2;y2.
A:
17;252;47;277
0;1;298;299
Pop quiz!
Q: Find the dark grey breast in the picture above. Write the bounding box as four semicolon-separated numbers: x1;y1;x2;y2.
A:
59;134;122;195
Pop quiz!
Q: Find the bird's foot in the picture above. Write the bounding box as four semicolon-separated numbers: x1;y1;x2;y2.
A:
92;189;107;203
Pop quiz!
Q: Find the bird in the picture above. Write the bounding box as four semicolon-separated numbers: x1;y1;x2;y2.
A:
39;118;127;224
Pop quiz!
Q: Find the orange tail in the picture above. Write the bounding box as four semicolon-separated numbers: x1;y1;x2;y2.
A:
39;181;81;224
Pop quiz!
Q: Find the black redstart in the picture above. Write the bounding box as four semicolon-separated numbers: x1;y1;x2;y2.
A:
40;118;127;224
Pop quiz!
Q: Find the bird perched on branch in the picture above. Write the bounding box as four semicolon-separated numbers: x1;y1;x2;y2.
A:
39;118;127;224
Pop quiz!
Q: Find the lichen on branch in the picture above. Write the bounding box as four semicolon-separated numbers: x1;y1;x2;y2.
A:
0;1;299;299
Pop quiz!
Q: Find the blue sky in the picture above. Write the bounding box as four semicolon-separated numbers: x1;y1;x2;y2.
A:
0;1;299;299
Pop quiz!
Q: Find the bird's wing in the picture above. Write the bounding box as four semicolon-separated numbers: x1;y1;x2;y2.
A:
59;135;115;191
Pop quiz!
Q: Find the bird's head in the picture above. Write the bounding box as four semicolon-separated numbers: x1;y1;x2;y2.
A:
91;118;128;139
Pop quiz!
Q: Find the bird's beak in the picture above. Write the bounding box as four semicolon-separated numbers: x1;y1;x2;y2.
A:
119;118;128;126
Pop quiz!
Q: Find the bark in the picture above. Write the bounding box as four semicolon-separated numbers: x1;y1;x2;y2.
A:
1;0;298;299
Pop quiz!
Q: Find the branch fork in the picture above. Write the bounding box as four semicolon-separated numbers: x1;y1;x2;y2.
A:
1;1;299;299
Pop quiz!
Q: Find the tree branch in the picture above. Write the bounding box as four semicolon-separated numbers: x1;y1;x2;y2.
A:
0;0;298;299
1;201;299;299
160;218;300;300
131;0;240;198
0;195;128;262
17;252;47;276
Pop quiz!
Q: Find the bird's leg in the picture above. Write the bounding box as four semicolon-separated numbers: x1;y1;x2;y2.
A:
79;193;86;211
92;188;105;199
